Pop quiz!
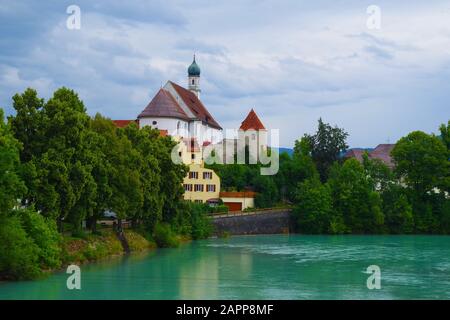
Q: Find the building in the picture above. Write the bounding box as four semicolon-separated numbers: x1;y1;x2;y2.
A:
219;191;256;211
238;108;267;162
344;144;395;168
183;163;221;203
113;56;258;209
136;57;222;146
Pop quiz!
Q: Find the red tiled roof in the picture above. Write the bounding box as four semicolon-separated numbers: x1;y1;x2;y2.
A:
344;149;366;162
369;144;395;168
159;129;168;137
219;191;256;198
113;120;167;137
169;81;222;130
239;109;265;131
138;88;190;121
344;144;395;168
112;120;138;128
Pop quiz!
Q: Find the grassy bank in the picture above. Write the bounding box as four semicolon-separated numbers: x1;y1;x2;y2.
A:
61;229;156;266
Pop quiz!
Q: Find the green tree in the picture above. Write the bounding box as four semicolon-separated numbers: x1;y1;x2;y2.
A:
293;178;333;234
253;175;279;208
1;108;61;279
392;131;448;197
277;136;318;202
328;159;384;233
304;118;349;182
0;109;26;211
122;124;162;231
438;121;450;194
8;88;45;162
362;152;394;192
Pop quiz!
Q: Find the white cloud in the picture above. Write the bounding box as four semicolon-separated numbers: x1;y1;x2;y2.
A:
1;0;449;147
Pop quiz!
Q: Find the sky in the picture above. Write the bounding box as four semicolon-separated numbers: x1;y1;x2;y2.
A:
1;0;449;148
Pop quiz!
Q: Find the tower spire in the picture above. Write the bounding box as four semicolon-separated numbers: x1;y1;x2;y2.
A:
188;55;201;98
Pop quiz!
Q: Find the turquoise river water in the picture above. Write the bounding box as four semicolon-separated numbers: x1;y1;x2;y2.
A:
1;235;450;299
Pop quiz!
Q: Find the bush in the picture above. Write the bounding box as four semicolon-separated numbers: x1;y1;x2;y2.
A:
124;230;155;251
189;204;213;240
210;205;229;214
153;222;180;248
293;178;333;234
0;215;41;280
17;208;62;269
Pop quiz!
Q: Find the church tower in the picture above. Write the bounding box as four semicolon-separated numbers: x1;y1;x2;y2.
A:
188;55;201;98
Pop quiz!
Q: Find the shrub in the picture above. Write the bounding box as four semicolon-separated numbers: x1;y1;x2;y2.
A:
17;208;62;269
190;204;213;240
0;215;41;280
153;222;180;248
210;205;229;214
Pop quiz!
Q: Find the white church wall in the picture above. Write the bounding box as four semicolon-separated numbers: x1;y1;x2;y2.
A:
139;117;189;136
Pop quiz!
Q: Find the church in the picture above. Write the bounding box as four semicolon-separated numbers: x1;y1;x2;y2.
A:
113;56;267;211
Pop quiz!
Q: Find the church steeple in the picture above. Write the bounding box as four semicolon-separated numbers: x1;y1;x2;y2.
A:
188;55;201;98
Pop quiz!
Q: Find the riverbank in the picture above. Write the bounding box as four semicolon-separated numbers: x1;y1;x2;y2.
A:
0;226;196;282
60;229;156;266
0;228;156;282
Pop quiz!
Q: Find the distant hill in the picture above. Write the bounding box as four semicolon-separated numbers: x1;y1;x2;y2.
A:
272;147;377;158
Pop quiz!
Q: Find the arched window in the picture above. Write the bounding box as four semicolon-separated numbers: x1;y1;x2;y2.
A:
177;121;181;134
192;79;195;85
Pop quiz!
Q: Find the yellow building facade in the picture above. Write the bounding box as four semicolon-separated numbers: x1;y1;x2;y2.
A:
183;163;221;203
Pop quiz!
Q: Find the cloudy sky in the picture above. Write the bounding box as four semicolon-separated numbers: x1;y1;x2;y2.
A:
1;0;449;147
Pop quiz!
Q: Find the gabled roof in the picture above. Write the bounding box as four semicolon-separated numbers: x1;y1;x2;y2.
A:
240;109;265;131
369;144;395;168
112;120;138;128
344;148;366;162
344;144;395;168
138;88;190;121
169;81;222;130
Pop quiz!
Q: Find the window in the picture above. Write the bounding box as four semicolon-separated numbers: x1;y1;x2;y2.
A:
189;172;198;179
152;120;157;125
179;151;182;157
191;154;195;160
183;184;193;192
192;79;195;85
206;184;216;192
195;200;203;203
194;184;204;192
203;172;212;179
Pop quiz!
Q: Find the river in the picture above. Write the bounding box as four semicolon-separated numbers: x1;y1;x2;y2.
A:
1;235;450;299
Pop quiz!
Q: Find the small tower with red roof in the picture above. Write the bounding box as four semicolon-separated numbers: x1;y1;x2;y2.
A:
238;109;267;160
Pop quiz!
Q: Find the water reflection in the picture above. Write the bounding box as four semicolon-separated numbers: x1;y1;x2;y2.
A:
1;235;450;299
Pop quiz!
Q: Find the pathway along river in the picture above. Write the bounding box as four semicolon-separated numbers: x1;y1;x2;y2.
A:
1;235;450;299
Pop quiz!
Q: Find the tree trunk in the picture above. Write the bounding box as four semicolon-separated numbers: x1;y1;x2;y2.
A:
90;217;97;234
57;216;64;233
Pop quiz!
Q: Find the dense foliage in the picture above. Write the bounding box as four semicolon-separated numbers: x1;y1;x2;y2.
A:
208;117;449;234
293;121;449;234
0;88;212;279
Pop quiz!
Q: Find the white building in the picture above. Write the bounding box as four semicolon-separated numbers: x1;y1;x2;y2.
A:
137;57;222;145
